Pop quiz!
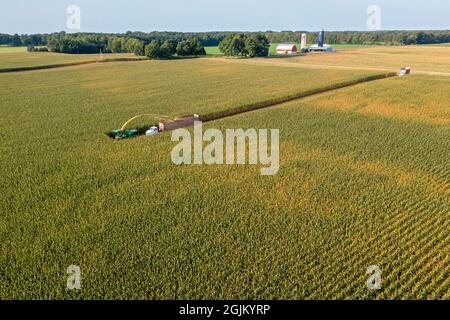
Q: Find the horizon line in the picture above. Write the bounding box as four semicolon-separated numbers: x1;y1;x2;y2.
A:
3;28;450;35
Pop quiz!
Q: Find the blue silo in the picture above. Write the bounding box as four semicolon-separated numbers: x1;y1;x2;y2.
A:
318;30;325;47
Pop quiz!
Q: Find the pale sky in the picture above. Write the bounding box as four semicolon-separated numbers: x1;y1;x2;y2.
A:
1;0;449;34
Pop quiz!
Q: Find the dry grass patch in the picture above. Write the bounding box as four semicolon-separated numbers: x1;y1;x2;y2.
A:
287;45;450;73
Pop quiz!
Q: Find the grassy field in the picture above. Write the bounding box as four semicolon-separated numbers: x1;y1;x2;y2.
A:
204;46;223;56
0;48;449;299
0;46;139;70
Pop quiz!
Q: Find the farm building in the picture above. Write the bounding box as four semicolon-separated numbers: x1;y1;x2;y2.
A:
301;33;307;50
307;30;335;52
276;44;298;54
307;44;335;52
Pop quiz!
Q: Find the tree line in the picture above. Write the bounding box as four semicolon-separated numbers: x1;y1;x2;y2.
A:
106;36;207;58
143;38;206;58
0;33;46;47
46;33;109;54
19;31;268;58
264;30;450;45
219;33;270;57
30;32;206;58
2;30;450;51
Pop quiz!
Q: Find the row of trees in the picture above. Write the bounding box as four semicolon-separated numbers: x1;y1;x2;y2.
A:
218;33;270;57
42;33;207;58
108;37;206;58
46;33;109;54
264;30;450;45
121;31;227;47
3;30;450;52
108;36;145;55
144;38;206;58
0;33;46;47
104;30;450;46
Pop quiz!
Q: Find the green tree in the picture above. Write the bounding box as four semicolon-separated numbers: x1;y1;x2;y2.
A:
127;38;145;56
144;41;171;59
145;41;160;58
133;40;145;56
157;43;172;58
11;34;22;47
160;39;177;55
176;38;206;56
244;33;270;57
108;37;123;53
218;33;247;56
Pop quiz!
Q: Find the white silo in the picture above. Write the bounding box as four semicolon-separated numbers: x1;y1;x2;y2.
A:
301;33;307;50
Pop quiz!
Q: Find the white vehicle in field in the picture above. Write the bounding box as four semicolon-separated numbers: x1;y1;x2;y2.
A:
145;126;159;136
